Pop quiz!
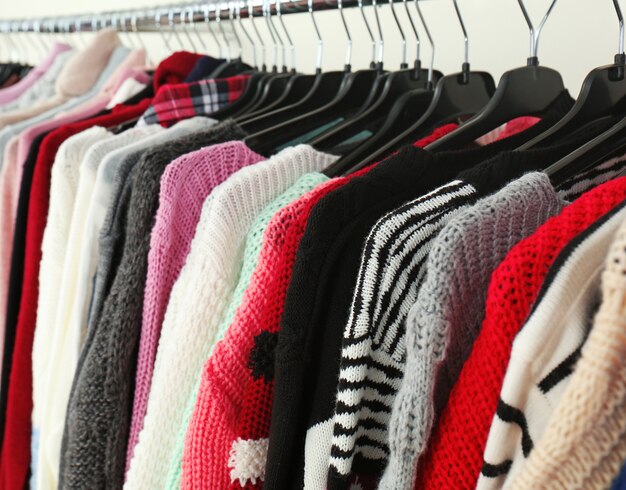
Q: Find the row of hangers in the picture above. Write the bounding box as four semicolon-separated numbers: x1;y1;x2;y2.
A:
2;0;626;183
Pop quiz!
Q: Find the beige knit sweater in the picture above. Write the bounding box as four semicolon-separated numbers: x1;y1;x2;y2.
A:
508;214;626;490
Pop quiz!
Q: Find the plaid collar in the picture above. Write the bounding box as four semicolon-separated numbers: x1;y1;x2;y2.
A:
137;74;250;127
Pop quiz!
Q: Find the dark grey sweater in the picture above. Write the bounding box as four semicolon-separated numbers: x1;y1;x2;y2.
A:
58;120;245;490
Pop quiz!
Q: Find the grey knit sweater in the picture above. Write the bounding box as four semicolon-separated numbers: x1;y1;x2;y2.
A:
58;120;246;490
380;172;578;489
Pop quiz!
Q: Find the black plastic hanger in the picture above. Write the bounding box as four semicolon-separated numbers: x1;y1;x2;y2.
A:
519;0;626;150
427;0;563;152
543;0;626;182
236;73;317;121
335;0;496;173
311;0;440;153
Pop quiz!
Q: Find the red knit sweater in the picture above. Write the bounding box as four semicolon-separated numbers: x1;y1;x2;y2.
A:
179;124;459;490
415;176;626;490
0;51;201;490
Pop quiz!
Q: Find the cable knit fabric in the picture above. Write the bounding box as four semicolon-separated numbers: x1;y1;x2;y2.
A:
169;171;331;489
59;121;246;490
0;101;150;490
477;201;626;490
381;169;619;490
30;126;111;490
126;139;270;473
415;176;626;490
124;145;335;490
507;213;626;490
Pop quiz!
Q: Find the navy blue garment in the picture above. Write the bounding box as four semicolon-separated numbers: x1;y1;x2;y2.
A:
183;56;226;82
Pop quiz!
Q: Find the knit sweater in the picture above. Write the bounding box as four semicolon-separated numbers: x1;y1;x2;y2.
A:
30;126;112;490
477;198;626;490
326;148;626;490
58;121;246;490
123;145;335;490
86;117;216;339
174;171;333;489
506;213;626;490
380;172;568;490
0;101;151;490
414;176;626;490
263;92;573;490
127;138;267;472
36;125;164;490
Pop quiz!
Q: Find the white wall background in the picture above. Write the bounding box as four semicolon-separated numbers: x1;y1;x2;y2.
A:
0;0;622;98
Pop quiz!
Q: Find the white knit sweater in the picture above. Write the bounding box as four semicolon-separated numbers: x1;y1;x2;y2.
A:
124;145;337;490
36;125;161;490
478;204;626;489
36;118;217;490
31;126;111;490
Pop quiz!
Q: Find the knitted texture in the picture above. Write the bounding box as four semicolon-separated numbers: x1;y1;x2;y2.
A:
179;161;374;490
59;121;246;490
0;101;150;490
172;171;332;489
507;213;626;490
37;125;165;490
415;176;626;490
325;180;477;485
30;126;111;490
124;145;335;490
380;172;567;490
87;117;216;341
126;138;261;472
478;201;626;490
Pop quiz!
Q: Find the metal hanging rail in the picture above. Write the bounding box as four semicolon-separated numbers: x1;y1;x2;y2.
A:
0;0;427;34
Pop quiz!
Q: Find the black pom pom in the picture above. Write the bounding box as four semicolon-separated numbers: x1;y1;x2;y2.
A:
248;331;279;384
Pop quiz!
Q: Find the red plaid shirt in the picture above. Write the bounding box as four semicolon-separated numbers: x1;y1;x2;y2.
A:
138;74;250;127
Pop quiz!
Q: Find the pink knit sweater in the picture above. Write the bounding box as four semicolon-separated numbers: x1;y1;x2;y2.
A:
126;141;264;471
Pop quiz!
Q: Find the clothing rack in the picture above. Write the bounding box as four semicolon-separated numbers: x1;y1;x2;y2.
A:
0;0;430;33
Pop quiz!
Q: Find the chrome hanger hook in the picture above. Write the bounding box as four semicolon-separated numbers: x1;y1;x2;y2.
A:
204;3;224;59
403;0;421;68
168;8;186;51
372;0;384;68
21;20;41;62
389;0;407;68
516;0;559;64
182;7;198;52
33;19;48;58
267;0;285;71
309;0;323;73
358;0;377;68
229;2;243;60
237;1;257;68
263;0;279;71
131;11;151;65
614;0;624;55
189;6;208;53
337;0;352;71
452;0;469;66
249;0;266;69
415;0;434;87
156;9;173;53
276;0;295;72
216;4;232;62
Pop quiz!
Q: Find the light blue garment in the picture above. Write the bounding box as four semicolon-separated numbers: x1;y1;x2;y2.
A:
0;46;130;172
